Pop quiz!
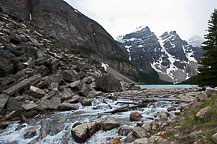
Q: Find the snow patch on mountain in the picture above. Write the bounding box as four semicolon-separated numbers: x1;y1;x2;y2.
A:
188;35;204;47
182;45;197;62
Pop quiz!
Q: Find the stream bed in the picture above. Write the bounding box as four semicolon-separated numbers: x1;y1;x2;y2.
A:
0;88;192;144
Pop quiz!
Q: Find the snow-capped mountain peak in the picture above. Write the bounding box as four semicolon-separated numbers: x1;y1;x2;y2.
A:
133;26;150;33
188;35;204;47
117;27;204;83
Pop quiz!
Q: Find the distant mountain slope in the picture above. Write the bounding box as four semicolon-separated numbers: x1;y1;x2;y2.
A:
117;26;204;83
188;35;204;47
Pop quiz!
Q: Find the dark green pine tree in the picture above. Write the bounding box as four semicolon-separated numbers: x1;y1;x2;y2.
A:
197;9;217;87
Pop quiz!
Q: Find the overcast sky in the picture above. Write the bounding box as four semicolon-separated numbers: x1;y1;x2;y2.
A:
65;0;216;40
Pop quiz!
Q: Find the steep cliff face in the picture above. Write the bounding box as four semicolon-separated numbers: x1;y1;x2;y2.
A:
117;26;204;83
0;0;136;80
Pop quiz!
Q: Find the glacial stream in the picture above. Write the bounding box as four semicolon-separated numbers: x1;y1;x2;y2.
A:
0;91;187;144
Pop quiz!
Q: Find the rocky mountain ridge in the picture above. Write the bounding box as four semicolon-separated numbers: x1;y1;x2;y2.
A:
117;26;204;83
0;0;138;81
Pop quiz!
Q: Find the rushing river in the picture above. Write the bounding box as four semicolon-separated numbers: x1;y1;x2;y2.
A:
0;88;190;144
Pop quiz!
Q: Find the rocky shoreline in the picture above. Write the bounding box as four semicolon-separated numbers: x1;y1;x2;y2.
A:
2;86;216;144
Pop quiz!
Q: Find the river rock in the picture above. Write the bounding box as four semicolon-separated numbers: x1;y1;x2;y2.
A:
71;120;100;143
167;106;176;112
148;136;167;143
132;127;149;138
29;86;45;98
212;133;217;143
206;87;217;96
110;136;120;144
125;132;137;143
151;122;159;131
95;74;122;92
24;126;38;139
81;98;92;106
142;123;152;131
103;117;120;130
118;125;134;136
180;95;196;103
133;138;149;144
58;102;79;110
154;112;169;122
130;112;143;121
196;107;213;120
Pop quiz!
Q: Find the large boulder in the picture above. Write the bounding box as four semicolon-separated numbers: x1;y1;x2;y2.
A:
71;120;100;143
196;107;213;120
130;112;143;121
102;117;120;130
95;74;122;92
132;127;149;138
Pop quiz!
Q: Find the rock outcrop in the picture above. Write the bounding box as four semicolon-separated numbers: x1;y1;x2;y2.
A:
0;0;137;81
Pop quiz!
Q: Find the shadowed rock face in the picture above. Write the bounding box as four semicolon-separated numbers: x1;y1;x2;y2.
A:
0;0;136;80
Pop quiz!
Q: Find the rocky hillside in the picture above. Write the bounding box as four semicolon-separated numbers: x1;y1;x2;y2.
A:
0;10;138;121
0;0;137;80
117;26;204;83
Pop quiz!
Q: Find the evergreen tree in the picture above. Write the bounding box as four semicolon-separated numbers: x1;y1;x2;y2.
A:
197;9;217;87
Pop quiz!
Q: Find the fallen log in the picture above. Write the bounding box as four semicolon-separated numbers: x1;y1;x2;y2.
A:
105;103;148;114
